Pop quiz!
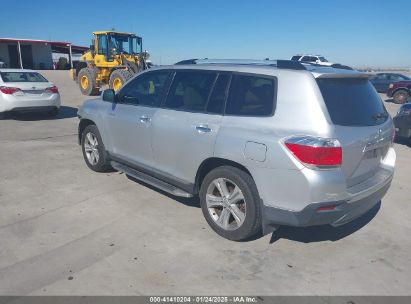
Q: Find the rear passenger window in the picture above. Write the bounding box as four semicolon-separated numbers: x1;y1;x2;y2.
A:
225;74;275;117
164;71;216;112
206;74;230;114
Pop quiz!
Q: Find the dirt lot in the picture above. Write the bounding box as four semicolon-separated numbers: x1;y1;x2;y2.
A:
0;70;410;296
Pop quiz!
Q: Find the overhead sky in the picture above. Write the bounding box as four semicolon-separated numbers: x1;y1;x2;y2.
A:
1;0;410;68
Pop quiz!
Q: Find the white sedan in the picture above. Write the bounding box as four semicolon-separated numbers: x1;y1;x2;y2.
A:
0;69;60;116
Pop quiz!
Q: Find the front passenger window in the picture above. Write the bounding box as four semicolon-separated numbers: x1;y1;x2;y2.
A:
118;70;170;106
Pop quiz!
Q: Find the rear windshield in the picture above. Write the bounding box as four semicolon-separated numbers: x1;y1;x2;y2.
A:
317;78;389;126
0;72;48;83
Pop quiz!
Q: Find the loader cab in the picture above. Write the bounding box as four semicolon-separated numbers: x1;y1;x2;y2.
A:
93;31;143;63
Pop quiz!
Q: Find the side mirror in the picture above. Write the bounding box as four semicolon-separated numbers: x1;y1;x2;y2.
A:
102;89;116;102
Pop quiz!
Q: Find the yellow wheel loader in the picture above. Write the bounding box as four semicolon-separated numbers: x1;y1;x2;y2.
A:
70;31;149;95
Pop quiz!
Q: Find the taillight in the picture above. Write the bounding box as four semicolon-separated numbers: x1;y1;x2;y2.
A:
0;86;21;94
45;86;58;94
317;205;337;212
284;136;342;169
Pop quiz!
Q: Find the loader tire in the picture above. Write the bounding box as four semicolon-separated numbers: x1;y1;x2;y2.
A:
78;68;99;96
109;69;133;92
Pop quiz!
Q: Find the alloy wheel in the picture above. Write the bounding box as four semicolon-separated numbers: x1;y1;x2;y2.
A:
206;178;246;230
84;132;99;165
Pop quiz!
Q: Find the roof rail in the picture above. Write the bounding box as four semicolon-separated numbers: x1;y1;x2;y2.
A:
174;59;307;70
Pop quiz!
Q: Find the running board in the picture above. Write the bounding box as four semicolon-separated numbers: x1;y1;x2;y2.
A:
111;161;193;198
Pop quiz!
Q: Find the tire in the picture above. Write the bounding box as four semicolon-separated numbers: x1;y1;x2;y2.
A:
81;125;111;172
109;69;133;92
393;90;409;104
78;68;99;96
199;166;262;241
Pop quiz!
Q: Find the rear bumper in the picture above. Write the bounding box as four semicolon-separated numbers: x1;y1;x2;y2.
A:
6;106;58;113
262;177;391;230
261;147;395;231
0;94;60;113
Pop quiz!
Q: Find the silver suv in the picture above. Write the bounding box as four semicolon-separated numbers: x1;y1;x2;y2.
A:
77;59;396;241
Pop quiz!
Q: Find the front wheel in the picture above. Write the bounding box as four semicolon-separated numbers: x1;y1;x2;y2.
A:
393;90;409;104
109;69;133;92
199;166;262;241
78;68;99;96
81;125;111;172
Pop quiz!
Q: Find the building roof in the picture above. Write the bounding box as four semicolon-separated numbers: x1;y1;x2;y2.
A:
0;38;88;51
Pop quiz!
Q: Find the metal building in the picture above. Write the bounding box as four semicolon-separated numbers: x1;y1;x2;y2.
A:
0;38;88;69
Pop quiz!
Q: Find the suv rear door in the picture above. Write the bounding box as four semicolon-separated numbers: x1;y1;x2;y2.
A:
316;75;394;189
150;70;229;185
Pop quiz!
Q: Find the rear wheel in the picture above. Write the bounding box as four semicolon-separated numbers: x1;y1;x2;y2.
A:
393;90;409;104
109;69;133;92
199;166;262;241
78;68;99;96
81;125;111;172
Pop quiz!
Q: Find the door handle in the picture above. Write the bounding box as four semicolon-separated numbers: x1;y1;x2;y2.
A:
196;125;212;133
139;115;151;123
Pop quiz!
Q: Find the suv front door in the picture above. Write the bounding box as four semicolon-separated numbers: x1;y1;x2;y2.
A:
151;71;230;187
104;70;170;168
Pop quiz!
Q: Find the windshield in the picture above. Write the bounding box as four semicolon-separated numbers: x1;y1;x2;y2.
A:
318;57;328;62
107;34;142;54
0;72;48;83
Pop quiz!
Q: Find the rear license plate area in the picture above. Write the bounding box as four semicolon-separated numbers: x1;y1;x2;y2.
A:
22;90;44;95
364;145;389;159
